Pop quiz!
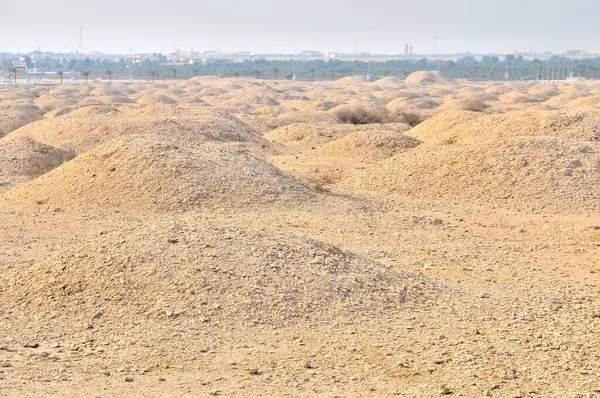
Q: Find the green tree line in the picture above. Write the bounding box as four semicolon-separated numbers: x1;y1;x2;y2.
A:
4;55;600;82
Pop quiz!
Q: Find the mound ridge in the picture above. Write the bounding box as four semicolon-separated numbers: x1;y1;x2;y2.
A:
407;109;600;145
0;102;45;134
341;136;600;212
8;112;268;153
306;129;419;161
0;222;439;328
137;94;177;105
405;71;450;85
243;111;340;133
371;76;404;87
265;122;409;152
0;136;74;188
9;135;314;212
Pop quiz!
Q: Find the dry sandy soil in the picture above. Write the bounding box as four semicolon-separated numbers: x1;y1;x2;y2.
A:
1;73;600;397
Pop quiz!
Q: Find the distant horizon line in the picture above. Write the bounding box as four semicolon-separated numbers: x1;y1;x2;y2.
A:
0;48;596;57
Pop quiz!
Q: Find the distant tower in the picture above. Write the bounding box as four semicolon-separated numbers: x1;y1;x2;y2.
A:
409;46;413;56
404;44;409;56
79;26;83;53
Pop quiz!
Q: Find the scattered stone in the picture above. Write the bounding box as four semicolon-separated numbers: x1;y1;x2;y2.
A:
24;342;39;349
504;369;517;380
124;376;134;382
91;311;104;320
439;384;452;395
0;362;12;368
248;368;260;375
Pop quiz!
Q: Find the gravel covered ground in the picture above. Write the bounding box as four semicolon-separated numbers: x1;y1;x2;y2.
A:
1;77;600;397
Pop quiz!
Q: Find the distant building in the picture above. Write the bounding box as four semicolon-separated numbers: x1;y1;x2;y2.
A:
170;49;201;61
299;50;324;58
497;50;519;56
565;49;587;57
12;59;27;70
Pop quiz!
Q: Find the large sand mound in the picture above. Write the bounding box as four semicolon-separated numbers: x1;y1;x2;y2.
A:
0;136;74;188
333;76;368;85
224;94;280;107
43;98;119;118
371;76;405;87
566;96;600;108
304;129;420;161
9;135;314;212
0;86;46;101
0;102;45;134
407;109;600;145
89;85;125;97
8;112;267;153
405;71;450;85
34;93;82;113
0;222;437;330
96;95;136;105
69;104;120;116
137;94;177;105
277;110;340;125
265;122;409;151
154;88;186;96
242;110;340;133
386;97;440;112
341;136;600;212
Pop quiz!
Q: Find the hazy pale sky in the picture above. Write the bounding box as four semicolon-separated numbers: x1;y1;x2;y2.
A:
1;0;599;54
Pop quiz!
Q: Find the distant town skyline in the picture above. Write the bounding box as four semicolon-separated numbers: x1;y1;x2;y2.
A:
2;0;600;55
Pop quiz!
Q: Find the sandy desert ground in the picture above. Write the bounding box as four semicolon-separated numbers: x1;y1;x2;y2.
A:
1;71;600;397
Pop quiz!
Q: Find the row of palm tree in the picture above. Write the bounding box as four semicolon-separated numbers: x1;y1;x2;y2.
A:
2;67;18;84
9;67;17;83
248;67;316;81
8;65;315;85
